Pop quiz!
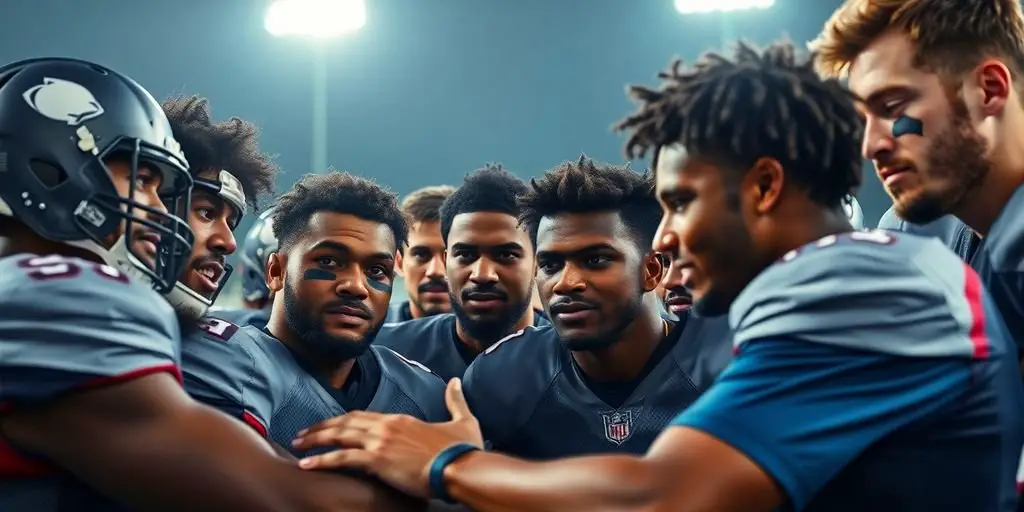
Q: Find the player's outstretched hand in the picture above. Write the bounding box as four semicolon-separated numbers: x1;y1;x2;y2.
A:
292;378;484;499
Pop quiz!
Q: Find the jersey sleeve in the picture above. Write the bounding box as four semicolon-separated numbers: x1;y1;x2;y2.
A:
464;328;541;446
181;320;274;437
729;232;987;360
671;337;973;510
0;254;180;406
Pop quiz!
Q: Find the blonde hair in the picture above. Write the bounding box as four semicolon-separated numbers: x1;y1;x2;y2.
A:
811;0;1024;84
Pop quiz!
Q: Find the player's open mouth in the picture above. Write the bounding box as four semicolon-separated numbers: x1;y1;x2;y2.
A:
192;261;224;295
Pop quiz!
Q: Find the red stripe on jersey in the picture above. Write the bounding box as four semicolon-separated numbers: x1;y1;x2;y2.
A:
242;411;268;438
961;263;990;359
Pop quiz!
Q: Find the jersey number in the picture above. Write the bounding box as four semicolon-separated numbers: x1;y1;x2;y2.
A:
199;317;240;341
781;230;895;263
17;255;129;283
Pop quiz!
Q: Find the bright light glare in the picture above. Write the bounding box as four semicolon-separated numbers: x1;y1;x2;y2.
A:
673;0;774;14
264;0;366;39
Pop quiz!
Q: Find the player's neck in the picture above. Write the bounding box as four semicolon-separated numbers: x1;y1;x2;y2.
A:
571;308;664;382
952;161;1024;237
266;312;357;385
409;300;425;320
771;207;852;260
455;308;534;355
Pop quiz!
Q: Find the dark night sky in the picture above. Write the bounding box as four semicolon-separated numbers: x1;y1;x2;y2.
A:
0;0;888;302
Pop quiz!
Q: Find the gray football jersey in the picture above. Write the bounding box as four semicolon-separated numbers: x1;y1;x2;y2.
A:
182;323;448;456
730;230;985;359
877;206;979;262
0;253;181;511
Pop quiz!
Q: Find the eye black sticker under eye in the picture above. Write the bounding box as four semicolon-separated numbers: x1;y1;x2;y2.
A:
303;268;336;281
366;278;392;292
892;114;924;138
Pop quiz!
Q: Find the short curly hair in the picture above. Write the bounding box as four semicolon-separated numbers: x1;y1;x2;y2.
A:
272;171;407;252
162;95;278;210
518;155;660;252
438;164;529;245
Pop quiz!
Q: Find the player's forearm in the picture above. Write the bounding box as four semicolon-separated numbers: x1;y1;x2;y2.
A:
443;450;660;512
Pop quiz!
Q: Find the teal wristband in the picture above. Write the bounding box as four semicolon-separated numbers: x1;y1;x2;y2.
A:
428;443;480;503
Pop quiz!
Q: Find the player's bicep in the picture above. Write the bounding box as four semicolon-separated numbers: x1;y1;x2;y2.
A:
0;373;383;511
669;338;972;511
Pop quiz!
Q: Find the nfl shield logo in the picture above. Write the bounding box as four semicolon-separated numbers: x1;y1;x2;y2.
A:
602;410;634;445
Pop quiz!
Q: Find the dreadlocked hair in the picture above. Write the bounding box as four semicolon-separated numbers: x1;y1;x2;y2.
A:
162;95;278;210
518;154;660;252
614;40;863;207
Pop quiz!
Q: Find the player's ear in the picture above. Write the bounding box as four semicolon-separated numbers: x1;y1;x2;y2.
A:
745;157;784;214
394;248;405;278
642;250;663;293
266;252;285;292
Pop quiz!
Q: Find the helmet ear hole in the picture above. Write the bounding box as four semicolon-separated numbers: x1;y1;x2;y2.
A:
29;159;68;189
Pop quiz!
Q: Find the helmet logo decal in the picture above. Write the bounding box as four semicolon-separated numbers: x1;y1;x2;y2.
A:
23;77;105;126
76;126;98;154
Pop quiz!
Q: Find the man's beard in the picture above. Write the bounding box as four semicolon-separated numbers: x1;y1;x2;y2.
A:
451;292;531;349
174;306;204;337
559;293;642;352
896;99;990;224
283;283;381;362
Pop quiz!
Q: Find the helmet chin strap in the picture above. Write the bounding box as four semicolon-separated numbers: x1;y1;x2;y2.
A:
165;279;213;321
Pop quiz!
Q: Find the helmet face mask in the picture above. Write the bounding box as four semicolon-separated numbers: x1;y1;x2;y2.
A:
0;57;195;293
843;195;865;230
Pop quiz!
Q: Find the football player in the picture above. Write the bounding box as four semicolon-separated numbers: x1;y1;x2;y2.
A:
182;171;449;458
815;0;1024;363
159;94;276;325
0;58;415;511
375;165;549;381
291;41;1023;512
462;156;733;459
387;185;455;323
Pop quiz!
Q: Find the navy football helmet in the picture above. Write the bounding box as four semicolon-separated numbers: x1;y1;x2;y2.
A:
240;206;278;303
0;58;193;293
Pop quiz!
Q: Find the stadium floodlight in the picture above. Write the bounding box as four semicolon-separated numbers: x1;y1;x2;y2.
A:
673;0;774;14
264;0;367;39
264;0;366;173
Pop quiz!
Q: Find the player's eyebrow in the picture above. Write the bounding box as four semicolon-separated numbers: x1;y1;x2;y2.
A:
537;243;618;259
309;240;393;262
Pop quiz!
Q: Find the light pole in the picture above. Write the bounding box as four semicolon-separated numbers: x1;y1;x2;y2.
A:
264;0;367;173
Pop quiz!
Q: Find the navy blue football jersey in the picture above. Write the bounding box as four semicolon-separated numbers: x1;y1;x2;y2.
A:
0;254;181;511
385;301;413;323
672;231;1023;511
376;312;550;381
464;315;733;459
181;321;448;456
